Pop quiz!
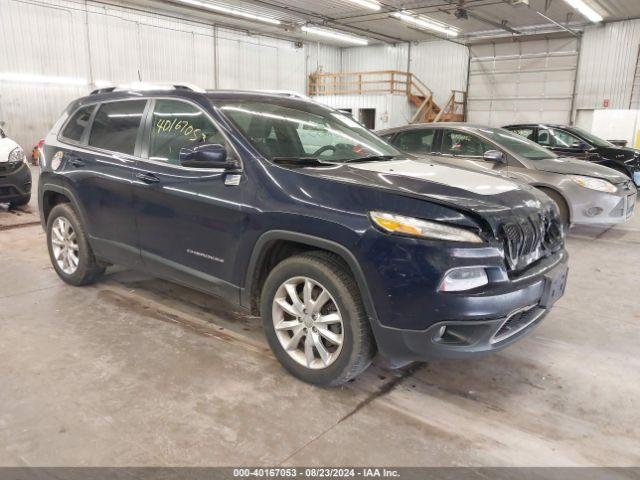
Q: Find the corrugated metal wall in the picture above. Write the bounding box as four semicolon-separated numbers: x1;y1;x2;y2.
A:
409;41;469;107
0;0;307;149
574;20;640;111
340;41;469;107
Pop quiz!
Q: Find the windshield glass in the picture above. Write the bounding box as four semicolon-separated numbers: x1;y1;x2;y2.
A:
214;98;399;162
475;126;557;160
569;126;613;148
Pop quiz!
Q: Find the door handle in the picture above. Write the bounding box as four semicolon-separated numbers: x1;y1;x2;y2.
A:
68;157;85;168
136;172;160;184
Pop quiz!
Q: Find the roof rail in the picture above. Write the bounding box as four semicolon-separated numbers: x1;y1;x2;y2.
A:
90;82;206;94
259;90;310;100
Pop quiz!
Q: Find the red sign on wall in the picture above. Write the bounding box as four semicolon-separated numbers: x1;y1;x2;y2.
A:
603;99;610;108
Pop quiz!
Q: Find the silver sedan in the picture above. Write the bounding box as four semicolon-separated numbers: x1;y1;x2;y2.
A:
377;123;637;227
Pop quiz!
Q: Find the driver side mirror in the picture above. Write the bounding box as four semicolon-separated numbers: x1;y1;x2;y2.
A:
570;141;587;150
483;150;506;163
179;144;237;169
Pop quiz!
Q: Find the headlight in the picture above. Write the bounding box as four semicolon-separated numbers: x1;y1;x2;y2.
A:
569;175;617;193
370;211;483;243
8;146;25;164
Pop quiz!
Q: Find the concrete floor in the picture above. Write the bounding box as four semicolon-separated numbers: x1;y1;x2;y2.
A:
1;169;639;466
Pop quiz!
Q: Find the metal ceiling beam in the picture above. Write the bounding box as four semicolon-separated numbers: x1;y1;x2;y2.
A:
236;0;409;43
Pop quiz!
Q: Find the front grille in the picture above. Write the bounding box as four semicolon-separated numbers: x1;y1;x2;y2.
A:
627;194;636;217
0;186;18;197
501;211;563;271
0;162;21;176
492;305;544;344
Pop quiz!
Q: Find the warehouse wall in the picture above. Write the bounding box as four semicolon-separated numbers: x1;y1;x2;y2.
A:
340;41;469;107
0;0;309;149
574;19;640;112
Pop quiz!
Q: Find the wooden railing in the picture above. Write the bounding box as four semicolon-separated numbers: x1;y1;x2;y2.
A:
433;90;466;122
307;70;431;99
308;70;465;123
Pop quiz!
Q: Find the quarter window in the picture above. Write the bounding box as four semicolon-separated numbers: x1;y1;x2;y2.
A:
61;105;95;142
89;100;146;155
393;130;435;154
149;100;226;165
441;130;492;157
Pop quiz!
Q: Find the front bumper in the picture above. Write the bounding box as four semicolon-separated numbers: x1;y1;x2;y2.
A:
568;184;636;226
368;250;569;366
0;162;32;202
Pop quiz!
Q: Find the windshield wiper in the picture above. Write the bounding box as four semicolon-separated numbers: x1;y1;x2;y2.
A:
341;155;396;164
271;156;335;167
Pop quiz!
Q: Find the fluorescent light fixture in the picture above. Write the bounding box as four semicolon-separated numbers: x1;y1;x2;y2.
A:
175;0;281;25
562;0;603;23
392;11;459;37
301;25;369;45
344;0;381;11
0;72;87;86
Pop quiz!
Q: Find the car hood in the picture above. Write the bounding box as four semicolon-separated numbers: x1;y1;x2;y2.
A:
292;157;556;237
532;156;628;184
0;137;20;161
596;146;640;164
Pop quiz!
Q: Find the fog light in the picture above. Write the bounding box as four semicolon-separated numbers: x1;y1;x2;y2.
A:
438;267;488;292
585;207;603;217
434;325;447;341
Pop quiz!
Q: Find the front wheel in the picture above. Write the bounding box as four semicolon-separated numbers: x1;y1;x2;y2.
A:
260;252;375;386
46;203;105;286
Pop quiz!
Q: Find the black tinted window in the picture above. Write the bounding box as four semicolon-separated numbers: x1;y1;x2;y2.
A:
89;100;146;155
149;100;225;165
61;105;95;142
394;130;435;154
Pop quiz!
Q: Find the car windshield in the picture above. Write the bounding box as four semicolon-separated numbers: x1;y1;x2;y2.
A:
569;126;613;148
475;126;557;160
213;98;399;162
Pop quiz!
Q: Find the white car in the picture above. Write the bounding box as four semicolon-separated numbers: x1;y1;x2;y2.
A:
0;127;32;207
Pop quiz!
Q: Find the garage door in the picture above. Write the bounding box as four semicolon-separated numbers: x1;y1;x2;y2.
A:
467;37;579;126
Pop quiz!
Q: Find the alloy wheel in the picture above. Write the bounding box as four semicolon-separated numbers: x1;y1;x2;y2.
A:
272;276;344;369
51;217;79;275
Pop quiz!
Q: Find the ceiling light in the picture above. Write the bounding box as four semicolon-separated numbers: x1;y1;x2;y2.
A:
344;0;381;11
562;0;603;23
301;26;369;45
0;72;87;86
392;11;459;37
175;0;281;25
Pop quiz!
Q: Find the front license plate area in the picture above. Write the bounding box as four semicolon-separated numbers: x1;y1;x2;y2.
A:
540;265;568;308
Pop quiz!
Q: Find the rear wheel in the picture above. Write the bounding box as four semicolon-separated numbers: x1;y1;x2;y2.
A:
538;188;569;228
261;252;375;386
47;203;105;286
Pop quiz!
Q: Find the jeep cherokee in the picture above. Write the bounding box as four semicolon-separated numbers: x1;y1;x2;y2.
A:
39;86;568;386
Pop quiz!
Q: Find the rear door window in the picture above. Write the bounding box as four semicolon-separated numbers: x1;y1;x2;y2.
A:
508;127;535;141
441;130;493;158
393;129;435;154
88;100;147;155
61;105;95;143
148;99;227;165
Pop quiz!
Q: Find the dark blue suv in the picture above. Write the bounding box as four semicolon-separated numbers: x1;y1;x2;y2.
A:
39;86;568;385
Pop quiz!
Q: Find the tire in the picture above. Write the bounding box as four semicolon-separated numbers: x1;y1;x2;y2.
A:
260;251;376;386
9;194;30;208
538;188;569;228
46;203;105;286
